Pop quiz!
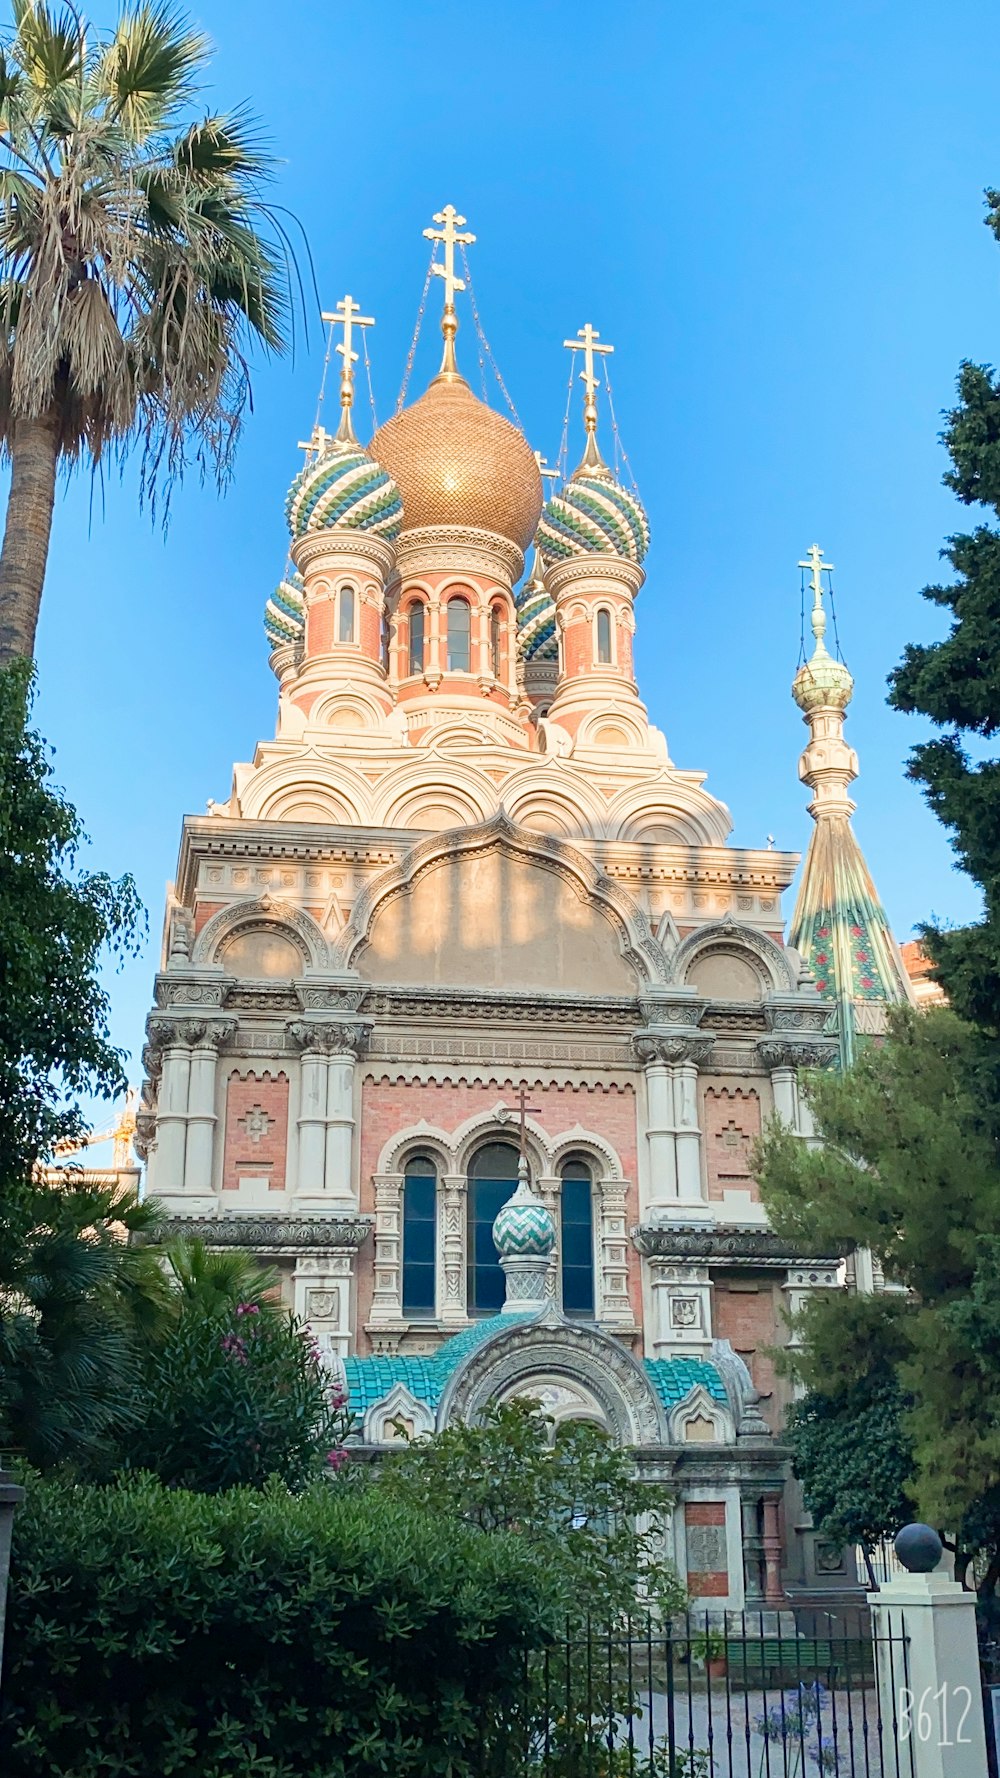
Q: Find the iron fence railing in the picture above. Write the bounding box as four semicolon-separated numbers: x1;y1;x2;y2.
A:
476;1611;914;1778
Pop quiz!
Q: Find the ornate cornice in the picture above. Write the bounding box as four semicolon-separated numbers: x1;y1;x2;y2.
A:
634;1031;716;1067
291;529;396;580
545;555;645;600
393;523;524;585
758;1039;838;1071
158;1213;373;1251
631;1225;847;1267
146;1015;236;1053
361;984;640;1025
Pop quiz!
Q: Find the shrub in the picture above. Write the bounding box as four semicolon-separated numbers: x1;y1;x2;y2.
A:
120;1297;352;1493
0;1472;560;1778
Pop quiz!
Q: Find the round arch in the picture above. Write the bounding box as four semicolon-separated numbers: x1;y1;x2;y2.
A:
438;1320;667;1446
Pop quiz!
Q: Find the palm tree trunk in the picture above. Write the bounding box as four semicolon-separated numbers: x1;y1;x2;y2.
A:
0;411;61;664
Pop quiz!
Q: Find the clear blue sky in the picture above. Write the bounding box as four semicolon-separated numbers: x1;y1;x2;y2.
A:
24;0;999;1099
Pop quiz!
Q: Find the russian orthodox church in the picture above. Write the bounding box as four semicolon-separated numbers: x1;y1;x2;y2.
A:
138;207;913;1608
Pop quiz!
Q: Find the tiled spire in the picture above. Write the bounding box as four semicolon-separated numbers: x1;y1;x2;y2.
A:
788;547;912;1063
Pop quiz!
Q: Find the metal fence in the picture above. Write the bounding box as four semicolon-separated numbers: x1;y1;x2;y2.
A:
477;1612;915;1778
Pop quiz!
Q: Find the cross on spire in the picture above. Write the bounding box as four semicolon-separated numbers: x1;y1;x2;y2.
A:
321;295;375;446
798;543;835;648
564;322;614;405
503;1083;540;1161
534;449;559;489
424;204;476;379
297;423;333;461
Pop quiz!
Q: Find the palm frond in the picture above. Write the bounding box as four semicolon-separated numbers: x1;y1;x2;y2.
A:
96;1;209;139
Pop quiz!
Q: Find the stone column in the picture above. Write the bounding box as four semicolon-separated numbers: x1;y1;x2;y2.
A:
869;1527;988;1778
635;1038;679;1206
148;1021;191;1194
290;1021;370;1210
439;1173;468;1327
183;1020;235;1194
761;1494;784;1603
426;596;442;686
741;1494;765;1605
674;1037;714;1205
760;1042;798;1126
596;1181;634;1326
368;1174;404;1333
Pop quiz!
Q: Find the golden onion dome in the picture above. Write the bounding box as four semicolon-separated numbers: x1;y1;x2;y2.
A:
369;374;543;554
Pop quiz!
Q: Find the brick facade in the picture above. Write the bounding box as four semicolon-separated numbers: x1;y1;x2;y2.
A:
685;1500;729;1597
222;1069;290;1193
703;1085;761;1201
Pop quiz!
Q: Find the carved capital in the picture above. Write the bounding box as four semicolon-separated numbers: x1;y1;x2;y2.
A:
146;1014;234;1053
759;1039;836;1071
289;1019;372;1058
634;1031;715;1068
191;1018;237;1052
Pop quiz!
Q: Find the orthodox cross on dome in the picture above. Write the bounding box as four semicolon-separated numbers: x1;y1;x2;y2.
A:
297;423;333;462
424;203;476;378
502;1082;540;1162
798;542;835;649
564;323;614;472
321;294;375;446
534;449;559;489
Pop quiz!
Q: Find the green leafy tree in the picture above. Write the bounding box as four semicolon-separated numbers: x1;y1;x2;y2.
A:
0;0;293;662
0;659;155;1465
755;1008;1000;1586
380;1399;685;1622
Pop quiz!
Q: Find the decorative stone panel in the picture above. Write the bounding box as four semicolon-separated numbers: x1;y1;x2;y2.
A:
223;1070;290;1195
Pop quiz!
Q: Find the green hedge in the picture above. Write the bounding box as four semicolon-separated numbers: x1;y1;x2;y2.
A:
0;1473;559;1778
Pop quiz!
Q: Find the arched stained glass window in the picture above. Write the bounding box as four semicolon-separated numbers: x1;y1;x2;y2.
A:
467;1141;518;1315
596;608;613;664
402;1156;437;1317
408;602;425;676
447;596;471;672
338;585;356;644
560;1157;595;1317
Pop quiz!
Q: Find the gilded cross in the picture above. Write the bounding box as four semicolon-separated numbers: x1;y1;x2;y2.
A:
563;322;614;402
534;449;559;489
424;204;476;309
798;543;835;645
322;294;375;391
297;423;332;460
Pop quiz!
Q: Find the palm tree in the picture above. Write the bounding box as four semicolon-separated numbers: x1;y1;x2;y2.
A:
0;0;293;662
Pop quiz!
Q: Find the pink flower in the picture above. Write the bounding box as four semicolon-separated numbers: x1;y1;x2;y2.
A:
235;1302;260;1318
326;1449;347;1471
220;1333;249;1364
329;1384;347;1408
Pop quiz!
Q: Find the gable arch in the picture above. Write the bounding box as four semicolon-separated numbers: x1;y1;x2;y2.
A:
547;1126;624;1182
192;898;331;972
332;811;671;991
672;919;797;997
438;1320;667;1446
375;1122;456;1178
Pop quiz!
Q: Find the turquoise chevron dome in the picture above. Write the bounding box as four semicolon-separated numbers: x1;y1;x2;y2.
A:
264;570;305;651
516;551;558;662
492;1185;556;1258
285;445;403;543
537;470;650;568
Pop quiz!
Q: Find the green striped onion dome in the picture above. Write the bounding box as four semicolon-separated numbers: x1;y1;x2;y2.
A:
285;447;403;542
264;570;305;651
537;473;650;567
492;1186;556;1258
516;553;558;661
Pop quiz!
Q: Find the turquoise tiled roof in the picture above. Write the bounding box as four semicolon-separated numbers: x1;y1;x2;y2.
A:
344;1313;535;1414
643;1357;728;1410
345;1317;728;1426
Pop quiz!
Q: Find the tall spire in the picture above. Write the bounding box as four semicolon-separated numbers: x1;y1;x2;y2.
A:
424;203;475;382
788;547;911;1062
564;323;614;475
321;294;375;449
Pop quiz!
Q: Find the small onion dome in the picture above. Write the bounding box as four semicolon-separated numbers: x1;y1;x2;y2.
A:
285;446;402;542
792;642;854;713
492;1173;556;1259
516;549;558;662
264;570;305;650
537;470;650;568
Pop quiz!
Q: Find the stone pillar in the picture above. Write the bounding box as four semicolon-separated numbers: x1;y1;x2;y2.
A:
290;1021;370;1210
183;1021;235;1194
636;1043;679;1204
368;1173;404;1334
426;596;442;686
869;1527;988;1778
648;1260;712;1355
674;1060;703;1203
741;1494;765;1605
635;1030;713;1216
439;1173;467;1326
596;1181;634;1326
761;1494;784;1602
151;1028;191;1193
292;1234;370;1364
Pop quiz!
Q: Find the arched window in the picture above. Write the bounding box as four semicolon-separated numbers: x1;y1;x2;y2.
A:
447;596;471;672
338;585;356;644
467;1140;518;1315
596;608;613;665
402;1155;437;1317
560;1157;595;1317
490;605;502;678
408;602;425;677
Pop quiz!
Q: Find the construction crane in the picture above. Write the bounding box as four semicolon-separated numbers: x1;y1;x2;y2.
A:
51;1088;138;1172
